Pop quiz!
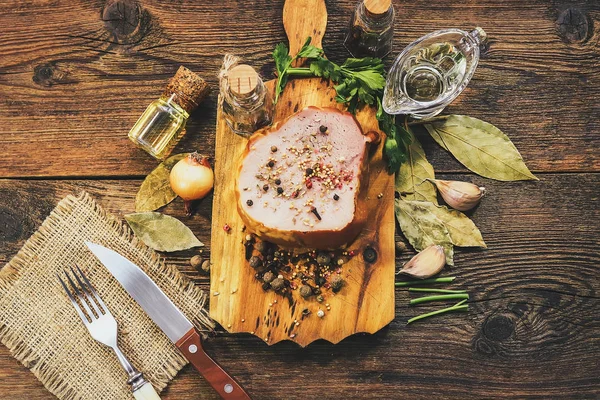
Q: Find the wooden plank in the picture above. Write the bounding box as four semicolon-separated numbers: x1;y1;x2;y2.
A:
0;173;598;398
209;0;395;346
0;0;599;177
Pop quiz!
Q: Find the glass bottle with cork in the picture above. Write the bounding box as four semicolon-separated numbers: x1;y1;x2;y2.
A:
344;0;395;58
221;64;272;138
128;66;210;160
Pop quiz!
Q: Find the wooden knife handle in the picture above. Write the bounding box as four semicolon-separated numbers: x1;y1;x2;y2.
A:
283;0;328;54
176;328;252;400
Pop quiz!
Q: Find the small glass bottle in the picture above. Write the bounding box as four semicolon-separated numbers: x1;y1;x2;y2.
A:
128;66;210;160
344;0;395;58
221;64;272;138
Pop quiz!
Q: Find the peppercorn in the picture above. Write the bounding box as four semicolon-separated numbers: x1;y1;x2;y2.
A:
263;184;269;192
201;260;211;273
190;255;203;269
316;295;324;302
249;256;262;269
299;285;313;298
395;241;407;254
316;252;331;266
246;199;253;206
263;271;275;283
262;282;271;291
305;168;313;176
274;178;281;185
277;187;284;194
267;160;275;168
330;275;344;292
313;287;322;295
255;241;268;254
270;277;285;290
319;125;327;133
315;277;326;287
271;145;278;153
333;194;340;201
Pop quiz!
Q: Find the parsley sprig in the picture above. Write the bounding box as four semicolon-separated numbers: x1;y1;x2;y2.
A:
272;37;409;172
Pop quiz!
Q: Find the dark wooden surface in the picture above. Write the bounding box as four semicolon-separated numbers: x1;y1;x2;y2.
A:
0;0;599;399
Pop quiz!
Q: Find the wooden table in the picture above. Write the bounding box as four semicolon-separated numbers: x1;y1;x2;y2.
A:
1;0;598;398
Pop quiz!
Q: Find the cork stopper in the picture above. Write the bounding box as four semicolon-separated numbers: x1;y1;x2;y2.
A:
364;0;391;15
227;64;259;97
162;66;210;114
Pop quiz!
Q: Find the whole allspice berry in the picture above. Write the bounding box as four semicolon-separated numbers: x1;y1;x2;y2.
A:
263;271;275;283
270;277;285;291
201;260;211;273
249;256;263;269
299;285;313;299
255;241;268;255
330;275;344;292
316;252;332;265
190;255;203;270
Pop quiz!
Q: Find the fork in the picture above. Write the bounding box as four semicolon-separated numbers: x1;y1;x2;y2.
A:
58;266;161;400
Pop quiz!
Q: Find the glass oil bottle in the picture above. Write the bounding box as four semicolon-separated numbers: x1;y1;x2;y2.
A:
128;66;210;159
221;64;272;138
344;0;395;58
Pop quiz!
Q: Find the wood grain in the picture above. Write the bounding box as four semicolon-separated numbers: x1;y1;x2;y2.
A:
209;0;394;346
0;0;598;177
0;0;599;398
0;173;598;399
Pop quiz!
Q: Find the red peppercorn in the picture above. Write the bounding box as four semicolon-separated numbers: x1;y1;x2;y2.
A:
223;224;231;232
306;180;313;189
348;250;355;257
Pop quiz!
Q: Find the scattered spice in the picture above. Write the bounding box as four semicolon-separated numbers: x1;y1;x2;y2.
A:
270;277;285;290
299;285;313;298
267;160;275;168
310;207;322;221
263;271;275;283
333;194;340;201
319;125;328;133
190;255;203;269
246;199;253;206
271;145;278;153
223;223;231;232
317;309;325;318
277;187;284;194
305;167;313;176
330;275;344;293
263;184;269;192
249;256;262;269
201;260;211;273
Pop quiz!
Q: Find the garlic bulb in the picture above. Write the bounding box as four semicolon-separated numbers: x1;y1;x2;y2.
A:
430;179;485;211
399;245;446;279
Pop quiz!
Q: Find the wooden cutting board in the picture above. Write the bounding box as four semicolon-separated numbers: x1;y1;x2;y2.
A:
210;0;395;347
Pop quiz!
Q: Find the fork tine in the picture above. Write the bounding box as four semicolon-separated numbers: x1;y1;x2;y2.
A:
57;273;90;324
70;266;103;318
75;265;108;315
64;269;96;320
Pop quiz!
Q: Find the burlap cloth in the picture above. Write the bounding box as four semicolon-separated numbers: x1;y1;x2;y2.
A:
0;192;215;399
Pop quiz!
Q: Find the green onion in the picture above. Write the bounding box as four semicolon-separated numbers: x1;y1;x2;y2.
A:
409;293;469;305
408;288;467;294
407;299;469;324
395;277;456;287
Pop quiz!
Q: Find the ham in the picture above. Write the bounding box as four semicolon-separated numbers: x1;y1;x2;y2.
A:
236;107;377;249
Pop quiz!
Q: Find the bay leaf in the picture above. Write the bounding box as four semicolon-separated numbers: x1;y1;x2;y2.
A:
395;199;454;265
395;128;437;203
135;153;189;212
125;212;203;252
424;115;538;181
402;200;486;248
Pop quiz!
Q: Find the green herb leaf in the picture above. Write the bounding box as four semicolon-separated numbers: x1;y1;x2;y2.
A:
125;212;203;252
401;200;486;248
395;128;437;203
395;199;454;265
424;115;538;181
135;153;189;212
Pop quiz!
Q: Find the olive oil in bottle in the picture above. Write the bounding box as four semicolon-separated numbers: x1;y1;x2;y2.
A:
128;66;210;160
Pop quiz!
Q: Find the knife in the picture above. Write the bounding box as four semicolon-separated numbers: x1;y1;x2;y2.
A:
86;242;252;400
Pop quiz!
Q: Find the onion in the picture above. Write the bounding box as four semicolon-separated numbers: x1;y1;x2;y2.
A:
170;152;214;215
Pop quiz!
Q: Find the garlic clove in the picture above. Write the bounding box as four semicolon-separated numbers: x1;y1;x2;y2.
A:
399;245;446;279
430;179;485;211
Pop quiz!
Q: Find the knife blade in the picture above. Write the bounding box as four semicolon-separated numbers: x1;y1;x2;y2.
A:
86;242;251;400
